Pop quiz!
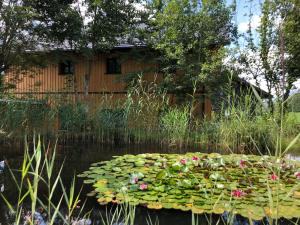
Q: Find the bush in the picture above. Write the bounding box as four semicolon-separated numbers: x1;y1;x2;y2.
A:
0;98;49;132
94;108;127;130
58;103;89;131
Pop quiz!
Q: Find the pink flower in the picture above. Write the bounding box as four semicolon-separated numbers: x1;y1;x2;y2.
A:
180;158;187;165
139;183;148;191
270;173;279;181
192;156;199;161
134;177;138;183
239;160;247;168
231;189;246;198
295;171;300;179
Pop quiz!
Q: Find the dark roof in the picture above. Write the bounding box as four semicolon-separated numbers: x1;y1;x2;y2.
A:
237;78;272;99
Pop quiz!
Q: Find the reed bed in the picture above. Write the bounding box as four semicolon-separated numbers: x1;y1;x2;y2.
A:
0;80;299;155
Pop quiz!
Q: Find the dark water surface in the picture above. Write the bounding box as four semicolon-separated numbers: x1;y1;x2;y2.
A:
0;142;299;225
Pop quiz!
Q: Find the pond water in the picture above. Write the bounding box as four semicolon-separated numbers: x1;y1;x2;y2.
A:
0;142;299;225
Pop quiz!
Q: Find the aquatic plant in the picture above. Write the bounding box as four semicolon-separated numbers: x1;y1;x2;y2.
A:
80;153;300;220
0;139;88;225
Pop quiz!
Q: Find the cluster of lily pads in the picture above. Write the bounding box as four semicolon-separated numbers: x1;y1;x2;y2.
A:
79;153;300;220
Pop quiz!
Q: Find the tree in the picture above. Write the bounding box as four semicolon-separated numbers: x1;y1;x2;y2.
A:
0;0;35;75
24;0;83;48
237;0;300;112
141;0;237;102
283;0;300;101
0;0;82;92
0;0;143;94
70;0;143;96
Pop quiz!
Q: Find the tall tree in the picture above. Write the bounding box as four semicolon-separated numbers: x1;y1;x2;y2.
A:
74;0;143;96
283;0;300;100
0;0;35;75
0;0;83;91
0;0;143;94
237;0;300;111
141;0;237;101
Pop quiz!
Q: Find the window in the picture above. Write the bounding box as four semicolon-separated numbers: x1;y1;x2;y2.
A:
106;58;121;74
59;60;74;75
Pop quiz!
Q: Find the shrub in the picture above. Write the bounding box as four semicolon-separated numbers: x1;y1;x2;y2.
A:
58;103;89;132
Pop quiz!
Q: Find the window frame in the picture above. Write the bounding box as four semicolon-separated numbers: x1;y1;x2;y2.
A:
106;58;122;75
58;60;74;75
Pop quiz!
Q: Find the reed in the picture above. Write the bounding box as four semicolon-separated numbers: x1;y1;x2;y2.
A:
0;79;299;154
0;137;87;225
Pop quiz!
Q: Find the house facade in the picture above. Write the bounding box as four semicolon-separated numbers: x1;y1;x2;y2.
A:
4;46;213;116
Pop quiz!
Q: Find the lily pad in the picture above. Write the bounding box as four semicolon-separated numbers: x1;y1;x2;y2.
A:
80;153;300;220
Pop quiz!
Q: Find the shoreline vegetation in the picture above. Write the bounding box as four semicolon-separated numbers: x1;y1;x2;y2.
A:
0;83;299;155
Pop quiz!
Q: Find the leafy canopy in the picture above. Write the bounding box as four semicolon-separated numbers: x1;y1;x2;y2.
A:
142;0;237;94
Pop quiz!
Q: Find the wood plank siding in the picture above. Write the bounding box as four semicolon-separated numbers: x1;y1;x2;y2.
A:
4;50;212;116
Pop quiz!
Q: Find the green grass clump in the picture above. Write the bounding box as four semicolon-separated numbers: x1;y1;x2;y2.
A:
0;138;88;225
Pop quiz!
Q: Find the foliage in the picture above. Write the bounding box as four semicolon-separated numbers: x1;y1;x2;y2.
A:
160;107;189;145
0;98;51;134
0;0;35;74
94;108;127;131
282;0;300;96
236;0;300;109
0;0;81;76
125;74;169;132
83;0;142;50
25;0;83;47
58;102;89;132
141;0;237;96
80;152;300;220
287;93;300;112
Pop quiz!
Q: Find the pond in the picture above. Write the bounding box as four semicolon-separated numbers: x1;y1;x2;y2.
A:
0;142;300;225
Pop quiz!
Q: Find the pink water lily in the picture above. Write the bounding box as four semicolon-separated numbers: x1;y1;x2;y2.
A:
239;160;247;168
270;173;279;181
295;171;300;179
139;183;148;191
180;158;187;165
192;156;199;161
231;189;246;198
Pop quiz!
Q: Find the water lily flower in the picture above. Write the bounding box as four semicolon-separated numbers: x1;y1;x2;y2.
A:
139;183;148;191
192;156;199;161
130;174;139;184
295;171;300;179
270;173;279;181
180;158;187;165
239;160;247;168
231;189;246;198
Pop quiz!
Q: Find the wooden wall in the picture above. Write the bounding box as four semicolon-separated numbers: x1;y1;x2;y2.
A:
4;50;212;116
5;52;155;94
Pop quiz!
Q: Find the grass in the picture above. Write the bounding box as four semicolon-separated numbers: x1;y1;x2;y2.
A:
288;112;300;124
